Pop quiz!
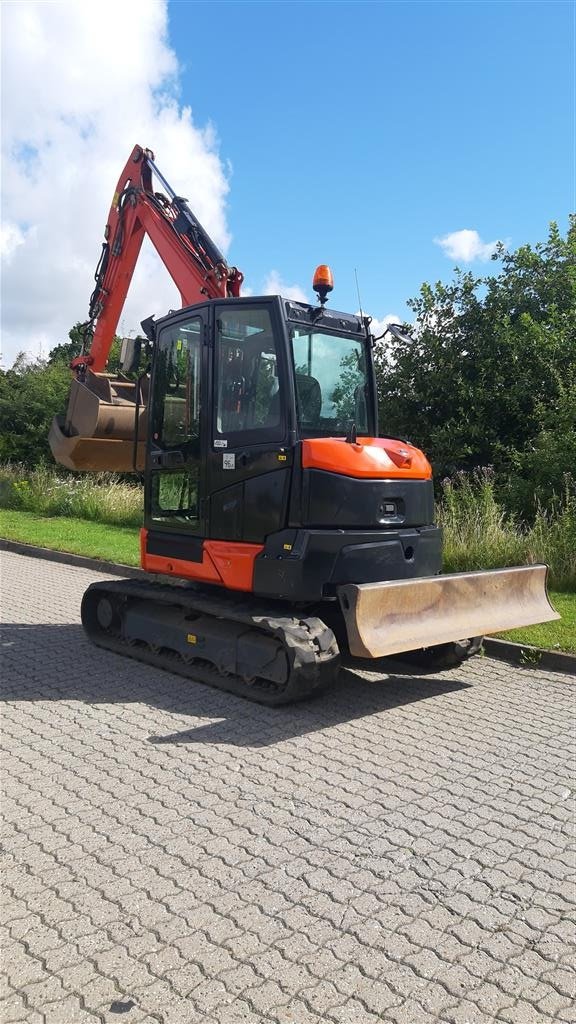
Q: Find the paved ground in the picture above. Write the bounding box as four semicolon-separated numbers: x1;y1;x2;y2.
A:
1;550;574;1024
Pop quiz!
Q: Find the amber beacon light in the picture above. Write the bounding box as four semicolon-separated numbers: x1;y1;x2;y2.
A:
313;264;334;305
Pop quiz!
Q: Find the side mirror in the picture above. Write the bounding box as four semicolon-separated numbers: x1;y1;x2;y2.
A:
119;337;142;373
140;315;156;342
371;323;414;345
386;324;413;345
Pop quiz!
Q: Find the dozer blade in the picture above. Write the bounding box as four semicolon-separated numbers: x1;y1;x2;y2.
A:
49;370;147;472
338;565;559;660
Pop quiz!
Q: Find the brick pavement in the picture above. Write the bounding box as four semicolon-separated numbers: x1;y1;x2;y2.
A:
1;550;574;1023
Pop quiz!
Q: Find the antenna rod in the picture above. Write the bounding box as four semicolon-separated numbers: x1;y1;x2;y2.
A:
354;268;364;320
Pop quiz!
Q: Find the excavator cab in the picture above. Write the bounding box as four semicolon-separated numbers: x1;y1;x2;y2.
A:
141;297;380;568
50;296;377;470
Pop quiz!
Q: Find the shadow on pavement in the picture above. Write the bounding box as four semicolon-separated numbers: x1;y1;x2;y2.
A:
1;622;472;747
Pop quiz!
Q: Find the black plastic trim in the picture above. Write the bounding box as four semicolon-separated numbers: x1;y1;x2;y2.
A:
302;471;435;528
253;526;443;602
146;530;204;562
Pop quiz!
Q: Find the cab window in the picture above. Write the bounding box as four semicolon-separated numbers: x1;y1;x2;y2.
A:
150;317;202;525
152;318;202;450
290;329;370;436
215;307;283;442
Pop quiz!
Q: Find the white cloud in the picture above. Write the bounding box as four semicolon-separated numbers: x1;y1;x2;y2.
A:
1;0;231;366
362;313;403;338
262;271;309;303
0;223;31;264
434;229;498;263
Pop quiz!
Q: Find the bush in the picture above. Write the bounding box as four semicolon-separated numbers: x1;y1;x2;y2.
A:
0;357;71;466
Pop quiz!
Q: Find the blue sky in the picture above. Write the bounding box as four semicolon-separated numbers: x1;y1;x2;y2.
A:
2;1;573;363
168;0;573;322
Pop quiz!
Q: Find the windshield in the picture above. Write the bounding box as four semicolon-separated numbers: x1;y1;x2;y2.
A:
290;328;370;436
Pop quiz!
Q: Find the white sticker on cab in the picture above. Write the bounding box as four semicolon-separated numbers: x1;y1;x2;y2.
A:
223;453;235;470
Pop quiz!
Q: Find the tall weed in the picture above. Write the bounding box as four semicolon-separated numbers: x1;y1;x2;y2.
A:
0;464;142;528
438;469;576;591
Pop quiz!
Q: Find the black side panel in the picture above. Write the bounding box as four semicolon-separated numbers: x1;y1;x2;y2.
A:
302;470;435;528
253;526;443;601
146;530;204;563
210;482;244;541
209;469;290;543
243;469;290;542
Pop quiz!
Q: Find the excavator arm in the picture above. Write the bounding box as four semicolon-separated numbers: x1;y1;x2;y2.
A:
50;144;242;471
71;144;242;373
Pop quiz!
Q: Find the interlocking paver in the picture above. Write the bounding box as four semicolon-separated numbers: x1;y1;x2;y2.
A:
1;550;575;1022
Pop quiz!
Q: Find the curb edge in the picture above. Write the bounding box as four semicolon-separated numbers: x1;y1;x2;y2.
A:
481;637;575;676
0;538;144;579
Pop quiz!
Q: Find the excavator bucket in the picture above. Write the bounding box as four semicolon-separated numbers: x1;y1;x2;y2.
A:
49;371;147;472
338;564;559;659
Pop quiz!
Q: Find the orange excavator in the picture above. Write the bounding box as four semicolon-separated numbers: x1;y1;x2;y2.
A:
49;144;558;704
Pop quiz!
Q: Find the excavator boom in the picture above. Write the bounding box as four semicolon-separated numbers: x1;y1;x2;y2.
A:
79;146;241;374
50;144;242;473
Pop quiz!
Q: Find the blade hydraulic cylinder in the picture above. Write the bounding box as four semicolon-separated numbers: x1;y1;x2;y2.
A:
338;565;559;659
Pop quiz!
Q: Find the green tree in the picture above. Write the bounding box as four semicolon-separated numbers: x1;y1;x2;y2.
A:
0;324;128;466
506;365;576;514
0;354;71;465
48;322;125;372
374;218;576;513
47;322;85;365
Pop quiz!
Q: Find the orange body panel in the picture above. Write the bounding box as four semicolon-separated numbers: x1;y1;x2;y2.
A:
140;529;263;592
204;540;264;591
301;437;432;479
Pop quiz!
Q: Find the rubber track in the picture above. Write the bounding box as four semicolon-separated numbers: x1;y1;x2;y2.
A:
81;578;340;706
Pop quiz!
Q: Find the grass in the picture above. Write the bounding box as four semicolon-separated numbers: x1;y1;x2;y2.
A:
0;463;142;527
0;509;140;566
493;591;575;654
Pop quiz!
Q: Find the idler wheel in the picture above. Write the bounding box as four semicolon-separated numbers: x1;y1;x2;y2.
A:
96;598;114;629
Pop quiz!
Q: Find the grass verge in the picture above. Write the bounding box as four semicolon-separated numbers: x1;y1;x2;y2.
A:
1;508;574;655
494;591;575;654
0;464;142;527
0;510;140;566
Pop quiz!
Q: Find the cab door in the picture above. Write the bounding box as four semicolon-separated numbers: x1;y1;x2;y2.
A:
208;301;293;544
145;309;208;548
